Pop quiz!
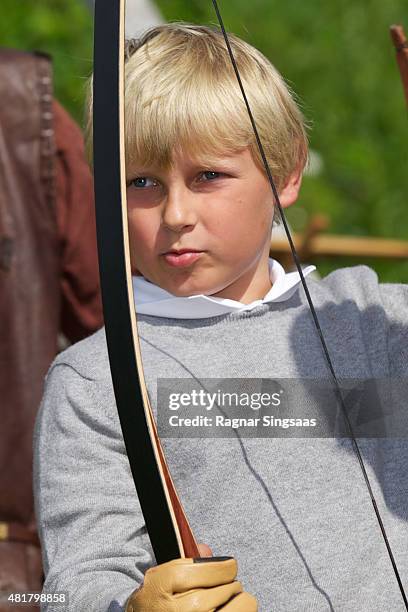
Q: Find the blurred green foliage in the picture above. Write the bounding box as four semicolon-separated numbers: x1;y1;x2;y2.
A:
2;0;407;280
0;0;93;123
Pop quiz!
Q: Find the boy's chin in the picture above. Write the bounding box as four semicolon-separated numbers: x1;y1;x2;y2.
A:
132;266;225;297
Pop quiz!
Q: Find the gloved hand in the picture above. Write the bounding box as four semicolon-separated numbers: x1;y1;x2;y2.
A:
124;554;257;611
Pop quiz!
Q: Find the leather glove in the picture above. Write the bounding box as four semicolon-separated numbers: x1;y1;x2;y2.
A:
125;556;257;611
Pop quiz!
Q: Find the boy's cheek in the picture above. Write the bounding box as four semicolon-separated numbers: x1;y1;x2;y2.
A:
128;216;160;256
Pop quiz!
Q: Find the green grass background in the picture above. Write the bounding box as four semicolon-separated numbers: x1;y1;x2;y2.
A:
2;0;407;281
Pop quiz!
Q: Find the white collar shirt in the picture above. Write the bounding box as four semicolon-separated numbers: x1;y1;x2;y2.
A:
132;258;316;319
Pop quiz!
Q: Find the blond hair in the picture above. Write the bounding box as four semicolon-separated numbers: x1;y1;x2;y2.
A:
86;22;308;189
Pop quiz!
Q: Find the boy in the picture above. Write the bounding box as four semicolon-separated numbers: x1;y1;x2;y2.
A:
33;23;408;611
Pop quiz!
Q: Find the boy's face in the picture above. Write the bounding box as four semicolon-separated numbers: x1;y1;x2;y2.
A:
126;146;292;302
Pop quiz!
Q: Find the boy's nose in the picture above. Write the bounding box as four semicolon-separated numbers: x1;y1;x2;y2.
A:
161;188;198;233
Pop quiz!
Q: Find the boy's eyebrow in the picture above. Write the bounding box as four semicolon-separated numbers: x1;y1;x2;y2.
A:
126;156;242;176
125;164;164;179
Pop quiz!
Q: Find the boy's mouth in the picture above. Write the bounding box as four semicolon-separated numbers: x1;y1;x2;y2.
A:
164;248;201;254
161;249;204;267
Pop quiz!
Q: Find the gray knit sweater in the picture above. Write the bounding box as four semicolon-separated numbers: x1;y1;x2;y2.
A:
33;266;408;611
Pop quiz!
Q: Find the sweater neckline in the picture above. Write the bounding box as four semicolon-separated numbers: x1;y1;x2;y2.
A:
132;258;315;320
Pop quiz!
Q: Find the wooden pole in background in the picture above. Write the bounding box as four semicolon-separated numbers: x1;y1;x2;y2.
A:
390;24;408;107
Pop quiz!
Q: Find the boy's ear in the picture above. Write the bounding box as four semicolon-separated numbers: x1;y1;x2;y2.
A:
278;165;303;209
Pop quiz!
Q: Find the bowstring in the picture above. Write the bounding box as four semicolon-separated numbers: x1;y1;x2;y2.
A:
211;0;408;607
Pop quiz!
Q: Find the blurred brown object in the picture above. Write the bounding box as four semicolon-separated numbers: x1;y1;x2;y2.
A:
0;48;103;610
390;24;408;107
271;214;408;270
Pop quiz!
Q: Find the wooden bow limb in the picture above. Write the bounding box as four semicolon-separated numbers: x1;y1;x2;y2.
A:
390;24;408;107
93;0;199;563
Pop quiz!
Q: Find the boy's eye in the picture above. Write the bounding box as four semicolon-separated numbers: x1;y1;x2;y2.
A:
199;171;222;182
128;177;157;189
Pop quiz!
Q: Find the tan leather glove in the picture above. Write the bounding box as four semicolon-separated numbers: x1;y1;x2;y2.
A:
125;556;257;611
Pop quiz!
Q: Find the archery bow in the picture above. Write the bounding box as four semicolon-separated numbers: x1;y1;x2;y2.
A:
93;0;199;564
93;0;408;606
